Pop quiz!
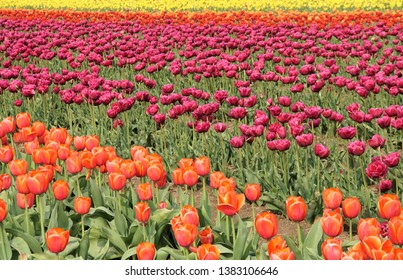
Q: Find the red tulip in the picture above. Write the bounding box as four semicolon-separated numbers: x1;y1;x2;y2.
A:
255;212;278;240
388;216;403;245
45;228;70;254
217;190;245;216
244;183;261;202
0;174;12;192
314;143;330;159
135;201;151;224
49;128;68;144
321;210;343;237
119;159;136;179
182;166;199;187
347;140;366;156
382;151;400;168
26;170;49;195
16;174;30;194
16;112;31;129
362;235;395;260
199;227;213;244
267;235;287;255
16;193;35;209
357;218;381;241
172;221;198;248
197;244;220;260
365;160;388;179
295;133;314;147
209;171;225;189
8;159;28;176
322;188;343;210
337;126;356;139
147;163;164;182
342;197;361;219
321;238;343;260
180;205;199;226
74;197;91;215
108;172;126;191
194;156;210;176
0;198;7;222
378;194;401;219
285;196;307;222
66;154;83;174
172;168;185;185
136;242;155;260
0;146;14;163
136;183;152;201
269;248;295;260
85;135;100;150
52;180;69;201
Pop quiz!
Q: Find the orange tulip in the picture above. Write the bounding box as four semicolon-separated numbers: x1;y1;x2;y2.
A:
217;190;245;216
378;194;401;219
0;146;14;163
130;145;148;161
8;159;28;176
52;180;70;201
182;166;199;187
344;242;369;260
197;244;220;260
180;205;199;226
136;183;153;201
218;178;236;194
395;248;403;260
16;174;30;194
74;196;91;215
267;235;287;255
45;140;60;151
49;128;68;144
73;136;87;151
0;174;12;192
255;211;278;240
24;140;40;155
134;158;149;177
244;183;261;202
0;198;7;222
45;228;70;254
136;242;156;260
342;197;361;219
172;222;198;247
158;201;167;209
199;226;213;244
285;196;307;222
66;153;83;174
38;130;49;144
209;171;225;189
106;156;122;174
388;216;403;245
84;135;100;151
135;201;151;224
321;209;343;237
92;147;108;166
194;156;210;176
147;162;164;182
179;158;194;171
108;172;126;191
1;116;16;134
172;168;185;185
322;188;343;210
32;148;58;165
156;171;167;189
269;248;295;260
362;235;395;260
16;193;35;209
321;238;343;260
357;218;381;241
57;144;71;160
38;165;56;184
26;170;49;195
31;121;46;137
15;112;31;129
80;150;96;170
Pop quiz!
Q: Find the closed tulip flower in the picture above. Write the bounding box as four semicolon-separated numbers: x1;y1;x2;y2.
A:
321;210;343;237
217;190;245;216
135;202;151;224
321;238;343;260
136;183;152;201
347;140;366;156
255;212;278;240
66;154;83;174
16;174;29;194
378;194;401;219
147;163;164;182
172;168;185;185
26;170;49;195
0;174;12;192
388;216;403;245
269;248;295;260
136;242;156;260
197;244;220;260
194;156;210;176
108;172;126;191
314;143;330;159
0;146;14;163
74;196;91;215
16;193;35;209
8;159;28;176
342;197;361;219
244;183;261;202
172;222;198;248
322;188;343;210
52;180;69;201
357;218;381;241
45;228;70;254
365;160;388;179
180;205;199;226
209;171;225;189
0;198;7;222
16;112;31;129
182;166;199;187
286;196;307;222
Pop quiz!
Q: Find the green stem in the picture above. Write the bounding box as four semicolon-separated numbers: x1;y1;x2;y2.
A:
81;215;85;238
231;216;236;246
142;224;147;242
316;156;321;195
226;215;230;242
358;157;370;214
38;195;45;244
0;223;7;260
349;219;353;242
282;152;290;195
297;222;303;253
24;203;29;234
76;176;82;197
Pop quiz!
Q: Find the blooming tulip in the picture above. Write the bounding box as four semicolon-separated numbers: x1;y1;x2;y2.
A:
365;160;388;179
388;216;403;245
362;235;395;260
255;212;278;239
136;242;156;260
197;244;220;260
8;159;28;176
321;210;343;237
217;190;245;216
322;188;343;210
286;196;307;222
136;183;152;201
270;248;295;260
74;197;91;215
321;238;343;260
180;205;199;226
378;194;401;219
357;218;381;241
135;202;151;224
199;227;213;244
46;228;70;254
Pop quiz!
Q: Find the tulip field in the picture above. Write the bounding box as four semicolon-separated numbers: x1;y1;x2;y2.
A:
0;0;403;261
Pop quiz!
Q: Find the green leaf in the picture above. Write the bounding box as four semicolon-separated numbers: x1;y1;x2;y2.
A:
59;237;80;257
99;225;127;254
302;220;323;260
121;247;137;260
87;206;114;220
232;217;249;260
150;208;176;223
48;202;70;230
5;228;42;254
79;230;91;260
114;210;128;236
159;247;187;260
284;235;302;260
31;252;59;260
89;178;104;208
0;224;12;260
89;238;109;260
10;237;32;258
258;241;269;260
